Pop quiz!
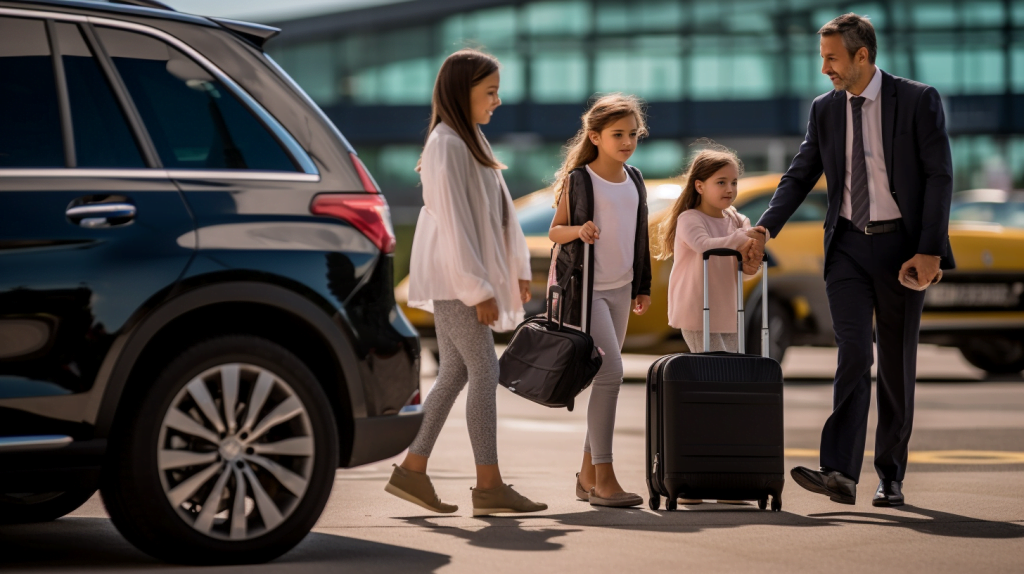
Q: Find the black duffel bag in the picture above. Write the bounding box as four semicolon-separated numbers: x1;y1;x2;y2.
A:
498;281;601;411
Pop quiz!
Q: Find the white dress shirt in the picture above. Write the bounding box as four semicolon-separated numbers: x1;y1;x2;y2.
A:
407;122;531;332
840;67;902;222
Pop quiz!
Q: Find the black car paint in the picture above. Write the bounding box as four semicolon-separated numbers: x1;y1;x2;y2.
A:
0;0;420;489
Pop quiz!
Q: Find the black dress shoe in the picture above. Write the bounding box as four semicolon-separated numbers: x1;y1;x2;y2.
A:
790;466;856;505
872;480;904;507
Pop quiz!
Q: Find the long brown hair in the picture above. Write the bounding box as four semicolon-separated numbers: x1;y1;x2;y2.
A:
416;49;504;172
655;140;744;260
552;93;648;207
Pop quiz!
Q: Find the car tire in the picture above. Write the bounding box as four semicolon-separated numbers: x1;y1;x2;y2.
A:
101;335;339;565
0;486;97;524
746;297;792;362
958;335;1024;375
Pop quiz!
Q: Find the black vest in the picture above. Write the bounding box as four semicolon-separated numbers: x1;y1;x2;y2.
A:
552;165;652;329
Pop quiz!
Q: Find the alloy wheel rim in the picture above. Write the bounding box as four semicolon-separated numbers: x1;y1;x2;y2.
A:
157;363;314;541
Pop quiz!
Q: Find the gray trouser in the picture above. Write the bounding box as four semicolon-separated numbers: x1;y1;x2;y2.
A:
682;330;739;353
408;300;499;466
583;284;633;465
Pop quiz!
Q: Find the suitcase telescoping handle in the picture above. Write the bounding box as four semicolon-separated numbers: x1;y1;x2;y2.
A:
701;249;770;357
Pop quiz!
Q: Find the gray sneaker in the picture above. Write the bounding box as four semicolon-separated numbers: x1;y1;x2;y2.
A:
384;464;458;514
471;484;548;516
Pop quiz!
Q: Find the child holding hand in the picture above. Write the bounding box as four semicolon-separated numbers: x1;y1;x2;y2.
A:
658;142;765;354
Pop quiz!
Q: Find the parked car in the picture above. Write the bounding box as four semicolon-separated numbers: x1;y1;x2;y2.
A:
0;0;421;564
399;175;1024;373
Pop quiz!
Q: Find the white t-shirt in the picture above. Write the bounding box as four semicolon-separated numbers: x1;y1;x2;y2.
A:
587;165;638;291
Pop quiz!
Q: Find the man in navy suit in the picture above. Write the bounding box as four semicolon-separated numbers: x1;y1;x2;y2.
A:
752;13;954;507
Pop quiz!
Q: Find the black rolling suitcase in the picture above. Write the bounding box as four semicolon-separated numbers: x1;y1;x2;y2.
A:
646;248;785;512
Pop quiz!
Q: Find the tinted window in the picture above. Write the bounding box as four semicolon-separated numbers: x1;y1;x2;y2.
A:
0;17;64;167
97;27;296;171
57;23;144;168
518;200;557;236
735;191;828;223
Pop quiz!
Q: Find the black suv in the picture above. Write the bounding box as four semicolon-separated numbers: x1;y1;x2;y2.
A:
0;0;421;564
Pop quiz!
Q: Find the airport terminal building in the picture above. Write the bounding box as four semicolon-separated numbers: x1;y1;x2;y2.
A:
265;0;1024;210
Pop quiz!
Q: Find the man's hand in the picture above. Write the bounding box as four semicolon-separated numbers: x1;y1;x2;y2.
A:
578;221;600;244
475;298;499;326
518;280;531;304
632;295;651;315
747;226;767;257
900;254;941;287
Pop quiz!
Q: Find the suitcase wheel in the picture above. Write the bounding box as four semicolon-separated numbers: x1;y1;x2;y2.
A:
665;496;677;511
757;498;768;510
648;495;660;511
771;495;782;512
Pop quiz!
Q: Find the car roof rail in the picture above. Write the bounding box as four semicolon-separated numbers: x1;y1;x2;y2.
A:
210;17;281;48
109;0;175;11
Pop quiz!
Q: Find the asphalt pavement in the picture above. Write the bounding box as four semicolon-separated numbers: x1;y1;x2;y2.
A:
2;345;1023;573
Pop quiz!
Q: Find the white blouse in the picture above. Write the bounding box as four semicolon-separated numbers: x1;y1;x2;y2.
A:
407;122;531;332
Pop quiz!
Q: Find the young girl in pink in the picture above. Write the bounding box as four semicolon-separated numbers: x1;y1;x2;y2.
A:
659;143;765;355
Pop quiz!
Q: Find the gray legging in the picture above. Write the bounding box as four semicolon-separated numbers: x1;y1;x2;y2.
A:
583;283;633;465
408;300;499;466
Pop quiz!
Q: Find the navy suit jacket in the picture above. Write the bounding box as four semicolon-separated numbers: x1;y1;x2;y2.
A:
757;70;956;272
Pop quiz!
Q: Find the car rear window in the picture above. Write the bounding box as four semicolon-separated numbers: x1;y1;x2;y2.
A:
0;17;64;167
97;26;297;171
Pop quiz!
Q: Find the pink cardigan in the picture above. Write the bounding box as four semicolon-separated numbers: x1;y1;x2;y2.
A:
667;207;754;333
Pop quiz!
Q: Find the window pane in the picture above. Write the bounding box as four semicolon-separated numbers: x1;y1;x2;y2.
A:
98;27;296;171
0;17;63;167
377;58;434;104
285;41;336;106
962;46;1004;94
525;1;591;36
629;140;683;179
531;52;587;103
56;23;143;168
492;52;524;104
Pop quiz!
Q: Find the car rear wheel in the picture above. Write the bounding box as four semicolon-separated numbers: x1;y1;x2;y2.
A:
0;486;97;524
101;335;339;564
958;335;1024;375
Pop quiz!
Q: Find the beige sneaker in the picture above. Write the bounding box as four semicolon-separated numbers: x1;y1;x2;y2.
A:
472;484;548;516
384;464;458;513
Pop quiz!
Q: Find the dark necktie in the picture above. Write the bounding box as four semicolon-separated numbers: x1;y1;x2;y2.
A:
849;96;870;230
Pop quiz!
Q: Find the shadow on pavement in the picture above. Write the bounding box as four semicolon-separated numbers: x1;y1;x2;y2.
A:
0;517;451;573
398;516;582;551
808;504;1024;539
400;501;1024;553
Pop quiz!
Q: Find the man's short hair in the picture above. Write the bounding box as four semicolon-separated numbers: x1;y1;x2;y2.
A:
818;13;877;64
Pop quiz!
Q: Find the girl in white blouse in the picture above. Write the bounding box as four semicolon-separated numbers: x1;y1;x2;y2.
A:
385;49;546;517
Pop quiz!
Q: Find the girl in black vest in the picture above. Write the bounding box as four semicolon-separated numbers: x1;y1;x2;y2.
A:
549;94;653;508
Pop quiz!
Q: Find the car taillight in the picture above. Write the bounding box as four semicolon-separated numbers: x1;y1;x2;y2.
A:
349;152;380;193
311;193;396;254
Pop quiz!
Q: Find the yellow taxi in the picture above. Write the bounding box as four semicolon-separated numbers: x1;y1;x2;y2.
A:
396;178;1024;374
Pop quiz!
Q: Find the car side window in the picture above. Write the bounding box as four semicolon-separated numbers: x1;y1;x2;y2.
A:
735;191;828;224
0;17;64;167
791;192;828;222
56;23;145;168
735;195;771;223
96;26;297;171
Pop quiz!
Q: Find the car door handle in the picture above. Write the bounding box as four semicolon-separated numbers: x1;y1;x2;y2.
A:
66;203;136;228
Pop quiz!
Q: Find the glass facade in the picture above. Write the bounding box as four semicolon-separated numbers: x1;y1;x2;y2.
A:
268;0;1024;209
